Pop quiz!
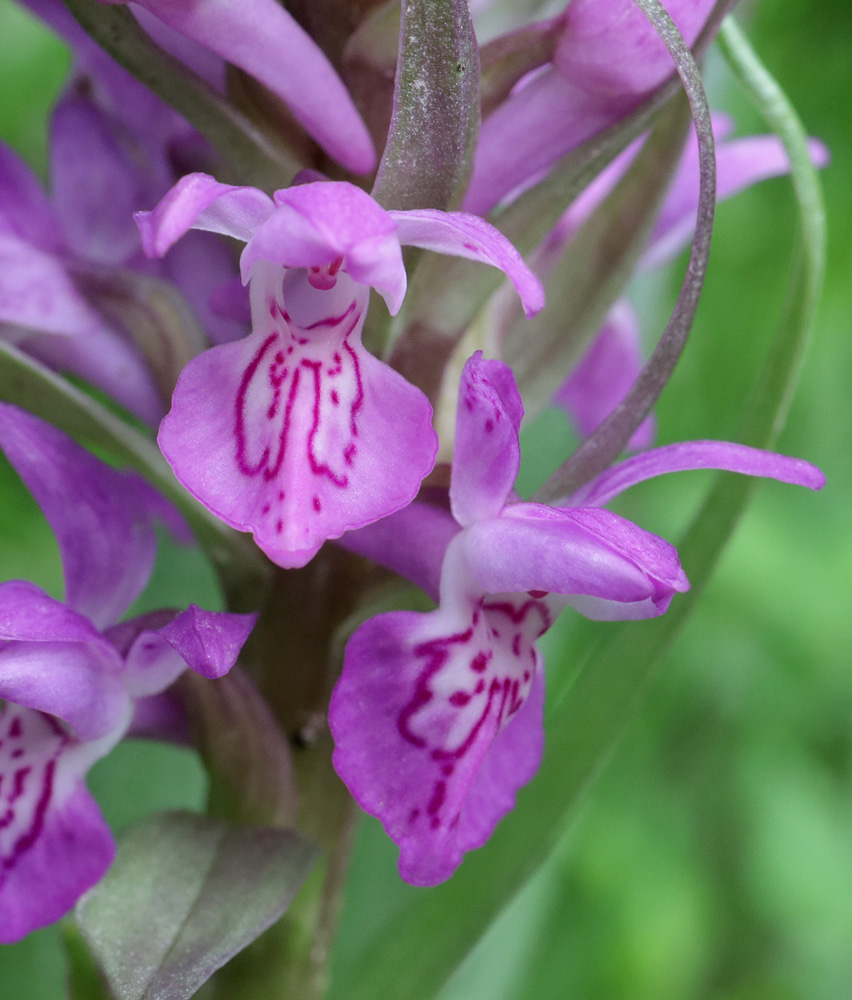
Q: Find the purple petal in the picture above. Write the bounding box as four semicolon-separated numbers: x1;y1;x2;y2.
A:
158;279;437;569
553;0;713;97
126;0;376;173
162;229;248;345
642;134;831;271
464;68;621;216
338;502;460;603
49;88;146;265
391;209;545;316
570;440;827;508
554;300;656;451
156;605;257;680
0;705;114;943
0;582;129;741
461;504;689;620
0;404;177;627
331;597;545;886
136;173;275;257
450;353;523;527
0;144;63;251
243;183;406;314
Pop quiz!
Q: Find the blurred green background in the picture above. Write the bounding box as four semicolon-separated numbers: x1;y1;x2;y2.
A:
0;1;849;998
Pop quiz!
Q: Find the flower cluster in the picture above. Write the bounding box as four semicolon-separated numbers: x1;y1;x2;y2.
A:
0;0;827;967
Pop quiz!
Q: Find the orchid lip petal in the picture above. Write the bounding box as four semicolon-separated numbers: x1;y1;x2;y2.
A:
0;705;115;942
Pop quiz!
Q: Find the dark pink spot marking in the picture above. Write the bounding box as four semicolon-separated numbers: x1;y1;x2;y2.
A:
9;718;22;739
449;691;471;707
528;590;549;599
475;680;485;694
427;780;446;816
330;389;339;405
471;651;489;673
408;808;420;825
276;519;283;533
442;764;455;777
512;634;522;657
484;419;494;433
261;503;270;515
312;496;321;512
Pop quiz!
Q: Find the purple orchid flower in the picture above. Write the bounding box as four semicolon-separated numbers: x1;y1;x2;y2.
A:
548;116;829;449
329;352;824;885
0;403;256;941
464;0;716;215
137;175;544;568
97;0;375;174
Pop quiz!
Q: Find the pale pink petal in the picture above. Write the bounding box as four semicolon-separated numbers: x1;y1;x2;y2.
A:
570;440;827;508
136;172;275;257
461;503;689;620
244;183;406;313
391;209;544;316
450;353;524;527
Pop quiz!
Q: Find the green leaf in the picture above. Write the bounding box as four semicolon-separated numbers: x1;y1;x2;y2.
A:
76;811;319;1000
371;0;480;212
60;0;300;191
64;920;115;1000
329;11;826;1000
0;339;269;606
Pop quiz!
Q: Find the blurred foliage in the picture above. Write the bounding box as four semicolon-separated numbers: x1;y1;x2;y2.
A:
0;0;850;998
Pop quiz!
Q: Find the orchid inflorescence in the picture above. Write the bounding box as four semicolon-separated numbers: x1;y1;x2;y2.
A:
0;0;827;995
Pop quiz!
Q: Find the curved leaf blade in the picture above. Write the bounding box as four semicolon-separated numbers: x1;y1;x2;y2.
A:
76;811;319;1000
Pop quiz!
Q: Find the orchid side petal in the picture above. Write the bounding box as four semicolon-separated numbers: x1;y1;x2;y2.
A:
391;209;544;317
0;706;115;943
570;440;827;508
157;605;257;680
461;504;688;617
136;173;275;258
450;353;524;527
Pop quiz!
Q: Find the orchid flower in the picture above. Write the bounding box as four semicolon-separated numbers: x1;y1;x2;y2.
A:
0;403;256;941
465;0;716;215
549;116;829;449
329;353;825;885
137;175;544;568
